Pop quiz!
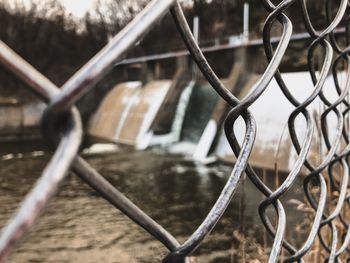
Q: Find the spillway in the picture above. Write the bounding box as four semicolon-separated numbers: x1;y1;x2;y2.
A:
213;71;342;172
85;67;340;174
88;80;173;149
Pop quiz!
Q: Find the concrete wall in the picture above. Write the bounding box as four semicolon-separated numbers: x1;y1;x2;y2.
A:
0;100;45;140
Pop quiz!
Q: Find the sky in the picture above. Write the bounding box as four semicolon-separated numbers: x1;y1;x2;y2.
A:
2;0;197;22
4;0;97;18
6;0;197;18
59;0;96;17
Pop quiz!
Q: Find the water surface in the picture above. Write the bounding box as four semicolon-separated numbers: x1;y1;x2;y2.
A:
0;144;306;262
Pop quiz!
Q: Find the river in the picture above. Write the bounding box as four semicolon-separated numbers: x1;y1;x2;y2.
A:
0;141;306;262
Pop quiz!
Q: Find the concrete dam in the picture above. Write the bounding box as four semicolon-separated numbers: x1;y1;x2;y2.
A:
82;65;342;173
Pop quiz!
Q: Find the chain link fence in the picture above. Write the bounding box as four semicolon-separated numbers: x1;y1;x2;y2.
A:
0;0;350;262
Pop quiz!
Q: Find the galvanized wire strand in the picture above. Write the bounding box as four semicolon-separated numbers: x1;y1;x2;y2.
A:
168;0;294;261
297;1;350;261
163;3;256;262
0;107;82;261
46;0;176;122
173;1;293;262
324;7;350;261
0;38;184;262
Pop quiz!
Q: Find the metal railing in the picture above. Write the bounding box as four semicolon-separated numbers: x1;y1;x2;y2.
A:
0;0;350;262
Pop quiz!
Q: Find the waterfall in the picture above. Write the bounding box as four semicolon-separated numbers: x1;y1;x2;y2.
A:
180;82;219;143
148;80;195;147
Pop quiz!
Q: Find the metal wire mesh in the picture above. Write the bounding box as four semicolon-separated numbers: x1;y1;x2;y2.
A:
0;0;350;262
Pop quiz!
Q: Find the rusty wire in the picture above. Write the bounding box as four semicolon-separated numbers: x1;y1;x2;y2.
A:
0;0;350;262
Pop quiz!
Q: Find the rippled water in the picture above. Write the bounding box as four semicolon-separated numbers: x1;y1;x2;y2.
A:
0;142;306;262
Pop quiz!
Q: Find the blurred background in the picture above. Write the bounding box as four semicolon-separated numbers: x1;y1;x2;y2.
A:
0;1;344;262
